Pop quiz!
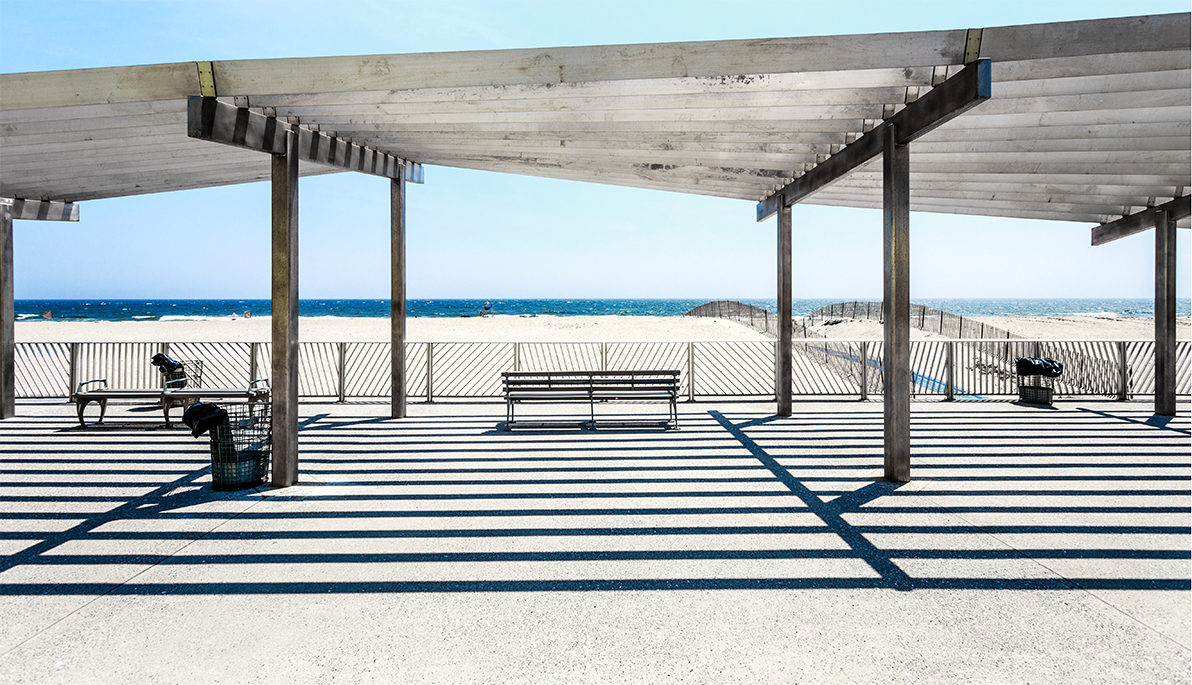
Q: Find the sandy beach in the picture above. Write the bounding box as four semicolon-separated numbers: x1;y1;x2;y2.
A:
14;315;769;343
15;313;1189;343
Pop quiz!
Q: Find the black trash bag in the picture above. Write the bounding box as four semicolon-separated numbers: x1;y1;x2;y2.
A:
182;402;228;438
1015;357;1064;378
151;353;183;374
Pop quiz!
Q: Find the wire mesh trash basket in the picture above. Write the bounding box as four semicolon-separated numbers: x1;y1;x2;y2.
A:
164;360;203;390
1014;357;1063;406
1017;377;1054;405
208;402;271;490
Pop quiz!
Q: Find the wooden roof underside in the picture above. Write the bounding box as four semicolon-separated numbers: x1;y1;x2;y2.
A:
2;13;1188;226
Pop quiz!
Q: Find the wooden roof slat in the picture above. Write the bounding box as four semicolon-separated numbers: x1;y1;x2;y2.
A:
0;13;1186;227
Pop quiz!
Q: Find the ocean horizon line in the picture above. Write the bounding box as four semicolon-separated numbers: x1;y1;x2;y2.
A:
13;297;1191;323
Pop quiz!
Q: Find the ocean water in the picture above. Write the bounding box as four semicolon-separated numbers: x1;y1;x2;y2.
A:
13;298;1191;322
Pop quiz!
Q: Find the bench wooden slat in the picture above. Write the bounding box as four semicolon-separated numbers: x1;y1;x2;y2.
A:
502;369;678;429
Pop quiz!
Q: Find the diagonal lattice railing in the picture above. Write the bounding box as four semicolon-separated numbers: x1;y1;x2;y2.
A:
13;339;1190;401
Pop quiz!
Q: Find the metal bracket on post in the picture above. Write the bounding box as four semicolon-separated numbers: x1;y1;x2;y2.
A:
963;29;983;64
196;62;217;97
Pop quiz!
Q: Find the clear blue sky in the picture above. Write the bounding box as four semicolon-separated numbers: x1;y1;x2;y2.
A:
2;0;1188;300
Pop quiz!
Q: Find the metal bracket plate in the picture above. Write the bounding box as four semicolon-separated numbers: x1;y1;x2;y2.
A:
196;62;216;97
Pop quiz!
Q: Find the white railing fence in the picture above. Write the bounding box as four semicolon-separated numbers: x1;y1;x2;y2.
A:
14;339;1191;401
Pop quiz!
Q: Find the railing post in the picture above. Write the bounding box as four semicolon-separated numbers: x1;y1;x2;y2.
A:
426;342;434;402
514;342;521;371
601;342;607;371
687;341;695;401
337;342;347;402
159;343;169;389
945;341;955;401
1117;341;1129;401
249;342;259;382
68;343;79;397
859;341;869;401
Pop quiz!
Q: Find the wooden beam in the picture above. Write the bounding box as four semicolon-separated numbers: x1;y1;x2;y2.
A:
187;97;423;183
271;127;300;488
883;124;911;483
0;198;78;222
1091;194;1191;245
757;59;991;221
0;204;13;419
776;205;792;417
391;176;407;419
1155;210;1177;416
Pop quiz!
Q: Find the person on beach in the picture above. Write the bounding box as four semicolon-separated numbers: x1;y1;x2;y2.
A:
482;301;493;317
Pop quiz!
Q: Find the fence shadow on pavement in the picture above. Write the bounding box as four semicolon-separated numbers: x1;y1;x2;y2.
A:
1;401;1188;598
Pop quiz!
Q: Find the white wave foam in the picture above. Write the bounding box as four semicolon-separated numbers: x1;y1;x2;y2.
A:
158;315;247;322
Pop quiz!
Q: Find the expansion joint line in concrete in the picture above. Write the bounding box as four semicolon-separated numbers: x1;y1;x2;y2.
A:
0;464;269;659
911;489;1192;653
708;410;913;591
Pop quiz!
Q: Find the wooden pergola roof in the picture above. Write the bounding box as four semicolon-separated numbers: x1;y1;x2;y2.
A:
1;12;1189;227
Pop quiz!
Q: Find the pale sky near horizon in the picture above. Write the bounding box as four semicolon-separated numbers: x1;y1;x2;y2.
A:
1;0;1189;301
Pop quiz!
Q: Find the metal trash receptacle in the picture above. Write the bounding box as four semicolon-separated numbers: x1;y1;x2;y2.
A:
208;402;272;490
1015;357;1063;406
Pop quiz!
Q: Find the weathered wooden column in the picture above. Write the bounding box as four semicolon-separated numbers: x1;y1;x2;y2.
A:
883;124;911;482
0;203;13;419
1154;210;1177;416
271;128;300;487
776;204;792;416
391;175;407;419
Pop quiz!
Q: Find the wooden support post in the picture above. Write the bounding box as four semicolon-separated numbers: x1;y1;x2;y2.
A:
1155;210;1177;416
883;124;911;483
0;204;13;419
776;204;792;417
391;176;407;419
271;128;300;487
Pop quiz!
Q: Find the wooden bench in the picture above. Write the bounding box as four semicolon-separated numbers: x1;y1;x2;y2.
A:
72;379;271;427
502;370;679;429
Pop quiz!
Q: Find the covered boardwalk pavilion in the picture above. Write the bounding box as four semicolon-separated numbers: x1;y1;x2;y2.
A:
1;14;1190;682
1;12;1189;488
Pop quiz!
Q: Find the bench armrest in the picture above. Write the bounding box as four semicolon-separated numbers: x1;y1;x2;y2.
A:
76;379;108;394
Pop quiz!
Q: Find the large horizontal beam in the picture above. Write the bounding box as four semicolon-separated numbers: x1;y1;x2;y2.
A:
186;97;423;183
1092;194;1191;245
757;59;991;221
0;198;78;221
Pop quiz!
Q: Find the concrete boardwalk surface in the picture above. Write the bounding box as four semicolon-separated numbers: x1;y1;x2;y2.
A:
0;398;1188;684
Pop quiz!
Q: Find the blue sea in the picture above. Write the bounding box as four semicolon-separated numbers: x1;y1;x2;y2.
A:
13;298;1191;322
